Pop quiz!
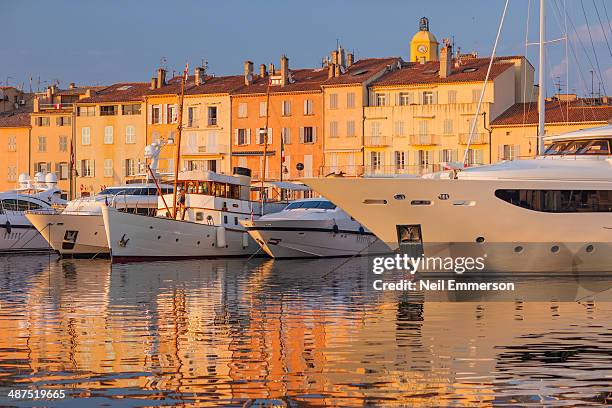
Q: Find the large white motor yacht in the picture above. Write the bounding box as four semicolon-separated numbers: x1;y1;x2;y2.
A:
305;125;612;273
242;198;391;258
1;173;66;253
102;168;287;261
26;183;173;257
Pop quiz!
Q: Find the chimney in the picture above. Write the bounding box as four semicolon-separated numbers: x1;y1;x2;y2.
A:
259;64;267;78
439;39;452;79
33;97;39;112
328;63;335;79
334;64;341;77
347;53;354;67
150;77;157;90
244;60;254;85
280;55;289;86
268;63;275;75
331;50;339;65
156;68;166;88
194;66;205;86
69;82;76;89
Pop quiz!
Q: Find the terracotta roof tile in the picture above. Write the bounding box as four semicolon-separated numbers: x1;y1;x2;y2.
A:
322;57;401;86
0;107;32;128
232;68;329;95
146;75;245;96
76;82;150;104
492;100;612;126
372;57;516;87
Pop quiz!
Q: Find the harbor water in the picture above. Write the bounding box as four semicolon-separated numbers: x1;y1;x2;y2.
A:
0;254;610;406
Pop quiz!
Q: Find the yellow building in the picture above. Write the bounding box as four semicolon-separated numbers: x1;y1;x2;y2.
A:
74;82;150;195
321;50;400;176
0;108;31;191
491;96;612;160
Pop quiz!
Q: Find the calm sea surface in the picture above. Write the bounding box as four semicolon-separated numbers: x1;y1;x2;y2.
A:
0;254;610;407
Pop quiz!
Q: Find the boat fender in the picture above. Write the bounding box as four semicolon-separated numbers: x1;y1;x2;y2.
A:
358;226;365;235
4;220;11;234
242;232;249;248
332;223;339;234
216;226;227;248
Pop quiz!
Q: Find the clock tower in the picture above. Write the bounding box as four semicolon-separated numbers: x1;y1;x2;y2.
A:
410;17;439;63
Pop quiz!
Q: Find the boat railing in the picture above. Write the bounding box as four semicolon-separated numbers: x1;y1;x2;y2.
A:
318;164;446;178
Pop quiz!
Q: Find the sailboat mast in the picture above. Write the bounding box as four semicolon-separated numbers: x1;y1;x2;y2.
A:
260;79;271;215
171;65;188;219
537;0;546;155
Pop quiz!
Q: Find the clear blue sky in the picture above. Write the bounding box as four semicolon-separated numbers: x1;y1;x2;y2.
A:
2;0;611;97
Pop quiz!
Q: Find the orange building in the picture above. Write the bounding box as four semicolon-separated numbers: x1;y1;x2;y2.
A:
230;56;326;181
0;107;31;191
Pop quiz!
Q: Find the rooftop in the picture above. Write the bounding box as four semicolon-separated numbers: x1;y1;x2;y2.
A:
322;57;401;86
76;82;151;104
491;99;612;126
0;107;32;128
145;74;245;96
232;68;330;95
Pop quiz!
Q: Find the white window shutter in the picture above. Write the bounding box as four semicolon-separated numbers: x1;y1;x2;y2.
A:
303;100;308;115
162;104;167;124
268;128;272;144
147;104;152;124
418;92;424;104
173;104;178;123
312;127;317;143
515;145;520;160
299;127;304;143
395;93;400;106
122;159;126;177
246;128;251;144
433;92;438;104
234;129;239;145
498;145;504;161
91;160;95;177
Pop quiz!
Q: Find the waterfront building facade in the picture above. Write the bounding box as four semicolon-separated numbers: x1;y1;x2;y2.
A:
0;108;31;191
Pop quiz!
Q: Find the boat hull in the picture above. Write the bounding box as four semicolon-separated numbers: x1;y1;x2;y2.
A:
102;206;259;261
243;219;391;258
0;224;50;253
26;213;109;256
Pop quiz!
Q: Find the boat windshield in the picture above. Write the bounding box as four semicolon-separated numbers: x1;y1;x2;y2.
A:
544;139;611;156
98;187;173;196
285;201;336;210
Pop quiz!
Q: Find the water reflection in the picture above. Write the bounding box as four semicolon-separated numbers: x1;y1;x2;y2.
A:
0;255;610;406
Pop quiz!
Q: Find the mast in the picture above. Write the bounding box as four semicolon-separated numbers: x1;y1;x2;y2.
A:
171;64;188;219
260;78;271;215
537;0;546;155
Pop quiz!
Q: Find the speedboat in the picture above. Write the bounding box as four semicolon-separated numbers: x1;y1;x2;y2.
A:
304;125;612;273
1;173;66;253
242;198;391;258
101;167;287;262
26;183;173;257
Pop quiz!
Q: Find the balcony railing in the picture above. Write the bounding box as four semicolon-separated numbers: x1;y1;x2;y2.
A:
409;134;440;146
39;103;74;111
320;164;444;178
459;133;489;144
364;135;392;147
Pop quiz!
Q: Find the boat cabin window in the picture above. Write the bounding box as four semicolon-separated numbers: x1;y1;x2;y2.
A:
495;189;612;212
544;139;611;156
285;201;336;210
99;187;172;196
0;199;44;211
177;180;241;199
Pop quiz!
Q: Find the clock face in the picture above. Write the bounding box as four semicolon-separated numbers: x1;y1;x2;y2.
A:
417;44;428;53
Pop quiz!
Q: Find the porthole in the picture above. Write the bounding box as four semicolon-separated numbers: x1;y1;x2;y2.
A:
551;245;559;253
394;194;406;200
514;246;523;253
476;236;485;243
175;238;179;242
197;241;201;245
149;226;153;229
157;235;161;240
586;244;594;253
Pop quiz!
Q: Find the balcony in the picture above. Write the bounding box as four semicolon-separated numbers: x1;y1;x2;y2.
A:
364;135;392;147
459;133;489;144
409;134;440;146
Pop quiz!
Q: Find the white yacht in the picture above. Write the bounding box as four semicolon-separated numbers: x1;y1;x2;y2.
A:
102;168;287;261
242;198;391;258
305;125;612;273
26;183;173;257
1;173;66;253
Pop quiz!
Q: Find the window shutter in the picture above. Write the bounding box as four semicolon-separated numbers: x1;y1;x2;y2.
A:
147;105;152;124
91;160;95;177
234;129;239;145
303;100;308;115
122;159;127;177
268;128;272;144
418;92;424;104
173;104;178;123
246;128;251;144
368;92;375;106
312;127;317;143
433;92;438;104
498;145;504;161
395;93;400;106
299;127;304;143
515;145;520;159
162;104;167;124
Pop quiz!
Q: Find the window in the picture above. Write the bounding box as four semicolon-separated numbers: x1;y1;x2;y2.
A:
167;105;177;123
300;127;316;143
330;121;338;138
416;150;432;167
125;158;136;176
8;136;16;151
440;149;457;163
370;121;381;137
394;121;405;137
394;151;406;170
100;105;117;116
187;107;196;127
7;165;16;182
56;116;71;126
466;148;483;165
256;128;272;145
472;89;481;103
35;162;50;174
304;99;313;115
259;101;267;117
281;127;291;144
81;127;91;145
104;126;114;144
544;139;610;156
370;151;383;170
207;106;217;126
235;128;250;145
104;159;113;177
347;120;355;137
500;144;520;161
122;104;141;115
59;136;68;152
329;93;338;109
422;91;434;105
418;120;429;136
281;100;291;116
35;117;50;126
495;189;612;213
238;103;248;118
58;162;69;180
152;131;160;143
448;90;457;104
125;125;136;144
398;92;412;106
38;136;46;152
151;105;161;124
346;92;355;108
443;119;453;135
81;159;94;177
77;106;95;117
375;93;387;106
